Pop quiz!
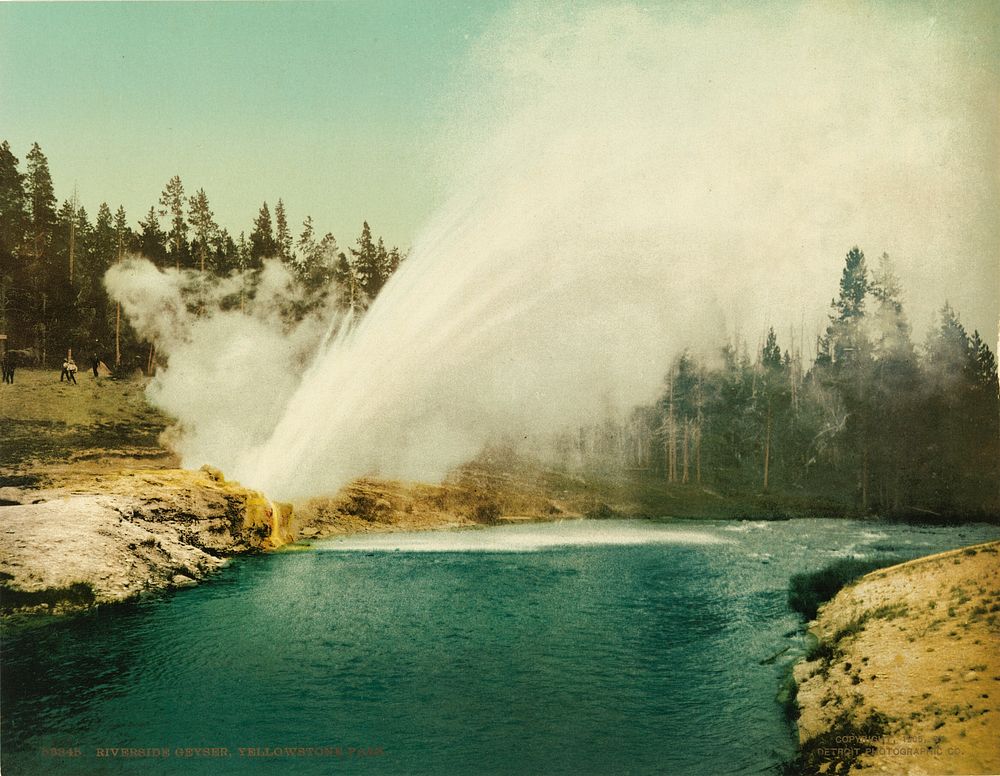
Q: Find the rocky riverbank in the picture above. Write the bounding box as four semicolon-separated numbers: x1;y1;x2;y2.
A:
788;541;1000;775
0;463;587;619
0;466;294;617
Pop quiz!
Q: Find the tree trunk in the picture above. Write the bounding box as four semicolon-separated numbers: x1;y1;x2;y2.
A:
40;293;47;366
682;420;690;483
115;303;121;369
68;218;75;283
115;236;123;369
695;422;702;485
763;403;772;492
861;444;869;511
667;377;677;483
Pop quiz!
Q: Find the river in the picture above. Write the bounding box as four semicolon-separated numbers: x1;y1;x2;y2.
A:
3;518;997;775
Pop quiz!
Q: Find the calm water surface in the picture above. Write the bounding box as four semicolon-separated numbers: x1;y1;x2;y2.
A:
3;518;997;775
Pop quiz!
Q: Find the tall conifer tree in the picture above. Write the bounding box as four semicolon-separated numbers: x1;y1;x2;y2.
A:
158;175;188;270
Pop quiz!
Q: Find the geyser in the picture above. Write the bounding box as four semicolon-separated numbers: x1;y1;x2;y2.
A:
109;3;998;501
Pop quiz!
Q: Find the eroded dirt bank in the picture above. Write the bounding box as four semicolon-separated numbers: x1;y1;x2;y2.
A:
790;541;1000;775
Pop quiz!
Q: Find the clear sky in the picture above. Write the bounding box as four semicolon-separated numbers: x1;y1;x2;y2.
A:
0;0;506;250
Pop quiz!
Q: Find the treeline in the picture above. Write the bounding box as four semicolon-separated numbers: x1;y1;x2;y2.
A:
568;248;999;519
0;140;405;369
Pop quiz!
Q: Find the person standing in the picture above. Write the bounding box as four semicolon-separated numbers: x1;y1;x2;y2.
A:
66;355;78;384
91;354;100;378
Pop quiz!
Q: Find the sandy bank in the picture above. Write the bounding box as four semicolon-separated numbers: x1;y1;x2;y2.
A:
790;541;1000;775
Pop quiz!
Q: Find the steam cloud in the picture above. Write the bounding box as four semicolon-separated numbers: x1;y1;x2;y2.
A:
108;3;998;501
105;260;344;470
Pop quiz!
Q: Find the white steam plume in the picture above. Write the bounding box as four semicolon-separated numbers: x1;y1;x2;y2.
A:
109;3;998;501
105;259;344;470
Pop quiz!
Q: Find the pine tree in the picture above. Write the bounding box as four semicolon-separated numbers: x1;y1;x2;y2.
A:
234;230;253;312
90;203;115;274
822;247;869;365
814;246;876;509
249;202;276;265
77;202;115;349
113;205;129;259
869;253;913;359
386;246;404;276
235;231;251;271
0;141;27;264
757;328;792;491
349;221;376;299
210;228;238;275
924;302;969;385
137;206;168;266
833;246;868;322
188;188;218;273
762;328;782;370
50;201;92;360
0;142;29;349
25;143;57;271
969;331;1000;395
866;253;918;511
297;215;316;259
158;175;188;270
375;236;388;288
274;199;293;265
56;199;78;282
967;330;1000;509
333;250;361;314
917;303;987;512
297;227;337;296
113;205;129;368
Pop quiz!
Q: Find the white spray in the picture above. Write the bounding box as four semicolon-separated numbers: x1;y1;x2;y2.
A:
108;3;998;501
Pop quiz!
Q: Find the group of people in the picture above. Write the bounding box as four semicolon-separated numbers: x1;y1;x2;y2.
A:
0;350;105;385
60;355;79;384
61;354;104;383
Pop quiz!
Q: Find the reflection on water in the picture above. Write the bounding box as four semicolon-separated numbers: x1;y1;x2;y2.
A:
316;519;732;552
3;518;997;775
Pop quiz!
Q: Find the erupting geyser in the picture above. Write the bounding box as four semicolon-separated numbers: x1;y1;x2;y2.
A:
107;3;998;502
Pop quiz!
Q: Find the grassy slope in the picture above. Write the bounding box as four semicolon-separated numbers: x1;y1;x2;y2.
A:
0;368;176;487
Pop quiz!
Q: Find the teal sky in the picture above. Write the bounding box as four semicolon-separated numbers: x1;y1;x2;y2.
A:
0;1;506;250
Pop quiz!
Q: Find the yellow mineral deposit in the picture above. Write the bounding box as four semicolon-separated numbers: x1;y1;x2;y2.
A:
208;467;294;550
265;500;295;549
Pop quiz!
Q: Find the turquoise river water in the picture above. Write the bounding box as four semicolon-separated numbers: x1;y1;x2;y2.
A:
3;518;998;775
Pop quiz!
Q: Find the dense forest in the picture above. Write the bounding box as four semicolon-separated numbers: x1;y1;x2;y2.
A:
0;140;404;370
1;140;997;518
568;247;999;519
